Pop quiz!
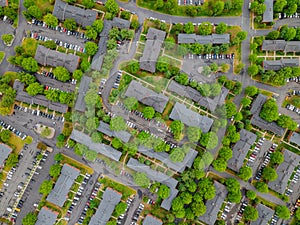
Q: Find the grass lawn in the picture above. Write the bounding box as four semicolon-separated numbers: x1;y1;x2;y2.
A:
22;38;38;57
36;0;54;15
61;154;94;174
285;96;300;108
0;51;5;64
100;177;136;200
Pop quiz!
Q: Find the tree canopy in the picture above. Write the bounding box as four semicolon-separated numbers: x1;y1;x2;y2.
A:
123;97;138;110
143;106;155;119
134;172;150;188
186;126;201;143
238;166;252;181
244;205;259;221
262;166;278;181
275;205;290;219
260;99;278;122
85;42;98;56
53;66;70;82
110;116;126;131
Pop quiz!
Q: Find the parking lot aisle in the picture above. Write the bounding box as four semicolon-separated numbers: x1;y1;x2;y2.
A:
124;196;141;225
68;173;99;225
251;140;273;176
15;147;55;225
0;140;38;217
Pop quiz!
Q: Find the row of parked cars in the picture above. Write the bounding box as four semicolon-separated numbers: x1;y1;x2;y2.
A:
255;143;277;180
246;138;265;167
39;71;78;85
31;19;90;39
185;53;234;60
113;70;123;89
117;197;133;224
2;15;14;25
236;201;248;222
286;76;300;83
278;12;300;19
77;178;100;225
98;78;107;95
0;119;27;140
221;201;232;220
286;104;300;115
132;203;144;223
270;214;280;225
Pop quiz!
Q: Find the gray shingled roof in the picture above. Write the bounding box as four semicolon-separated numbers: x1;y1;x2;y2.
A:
250;94;285;136
143;215;163;225
74;76;92;112
268;150;300;194
137;145;198;173
227;129;257;172
97;121;131;143
46;164;80;207
0;143;12;167
169;102;213;133
127;158;178;210
263;0;273;22
125;80;169;113
112;17;130;29
70;129;122;161
0;0;7;6
250;204;274;225
167;80;228;112
262;40;300;52
178;33;230;44
89;187;122;225
91;36;108;71
263;59;299;70
290;132;300;146
13;80;68;113
140;28;166;73
100;20;112;37
53;0;98;27
199;181;227;225
35;207;58;225
34;45;79;72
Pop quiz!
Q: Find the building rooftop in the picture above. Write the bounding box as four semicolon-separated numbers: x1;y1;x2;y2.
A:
97;121;132;143
250;204;274;225
199;181;227;225
127;158;178;210
169;102;213;133
0;143;12;167
46;164;80;207
263;59;299;70
53;0;98;27
70;129;122;161
137;145;198;173
142;215;163;225
262;0;273;22
227;129;257;172
140;28;166;73
268;149;300;194
178;33;230;44
112;17;130;29
250;94;285;136
0;0;7;6
290;132;300;146
125;80;169;113
262;40;300;52
167;80;228;112
35;207;58;225
89;187;122;225
34;45;79;72
13;80;68;113
74;76;92;112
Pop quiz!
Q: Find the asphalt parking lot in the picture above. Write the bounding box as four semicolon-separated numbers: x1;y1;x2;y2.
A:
250;140;272;176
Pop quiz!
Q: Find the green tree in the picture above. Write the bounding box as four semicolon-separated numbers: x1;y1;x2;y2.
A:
22;57;39;72
237;31;248;41
210;62;219;72
82;0;95;9
186;126;201;143
39;180;53;195
245;86;258;96
91;132;103;143
49;164;62;178
54;153;63;162
0;130;10;143
26;82;44;96
295;208;300;220
6;153;18;167
134;172;150;188
130;19;139;30
129;61;139;74
198;22;212;35
200;132;218;150
43;14;58;27
53;66;70;82
86;117;99;131
85;42;98;56
198;178;216;200
170;148;185;162
246;190;256;200
85;26;98;40
212;1;225;15
218;146;232;160
170;120;184;140
213;158;227;172
225;102;237;118
23;0;35;8
22;212;37;225
277;114;297;131
172;197;184;212
143;106;155;119
43;40;56;50
270;151;284;165
262;166;278;181
275;205;290;219
274;0;287;12
241;97;252;107
85;150;98;161
254;181;268;193
1;34;13;45
115;202;127;216
124;97;138;110
266;30;280;40
158;184;170;199
248;64;259;76
92;19;104;33
105;0;119;16
260;99;278;122
216;22;227;34
112;137;123;149
244;205;259;221
238;166;252;181
110;116;126;131
73;69;83;81
64;19;77;31
27;5;42;19
183;22;195;34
